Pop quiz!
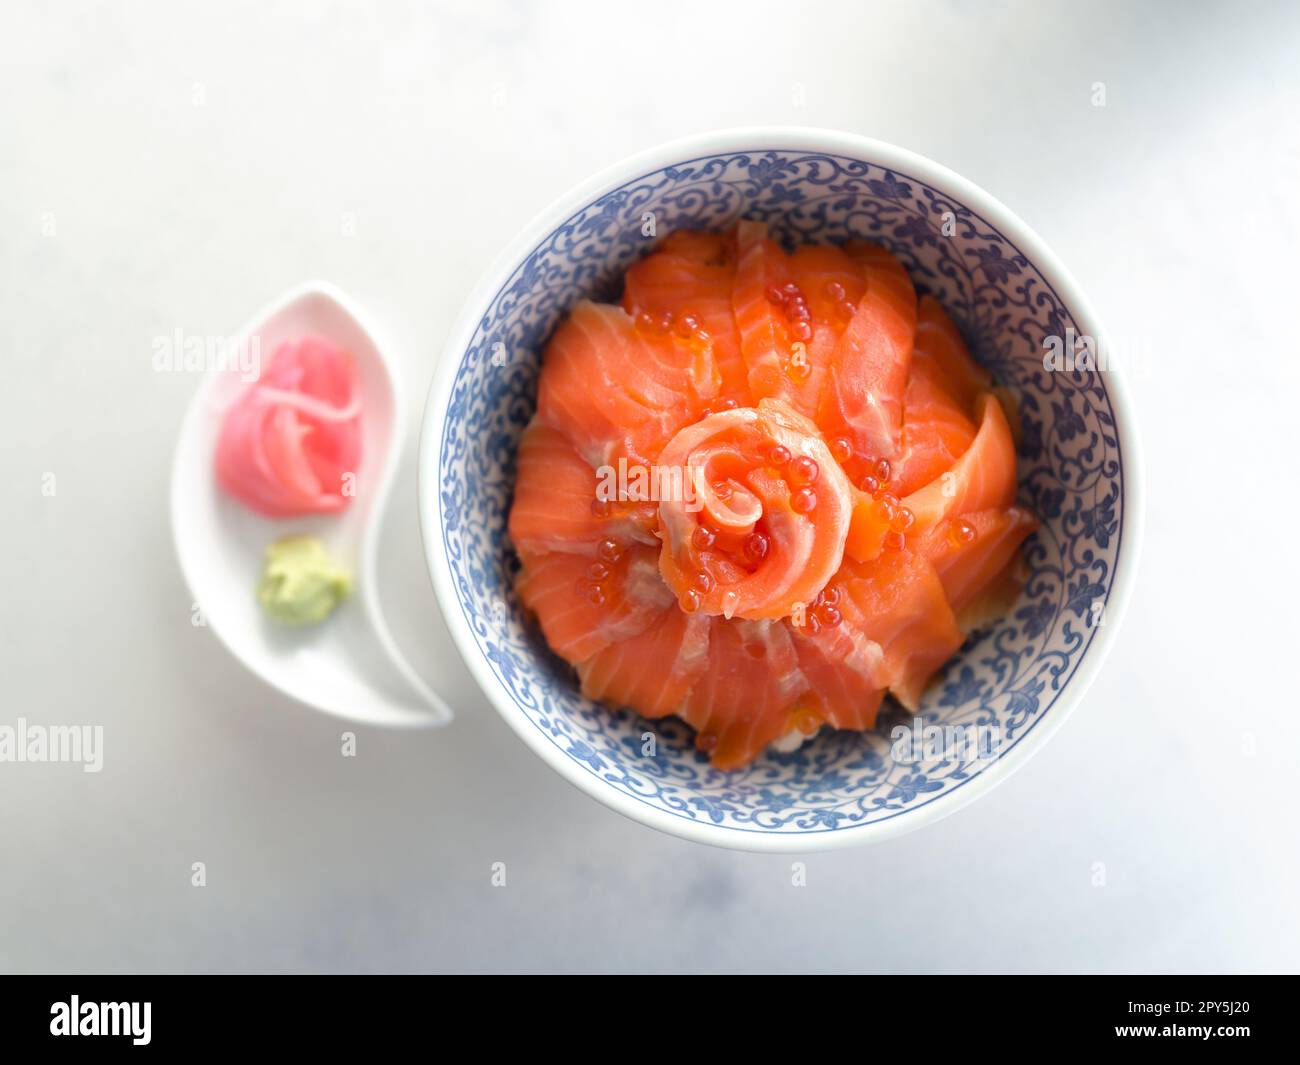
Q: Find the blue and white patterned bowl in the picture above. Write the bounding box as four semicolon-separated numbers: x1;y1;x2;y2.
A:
418;128;1142;851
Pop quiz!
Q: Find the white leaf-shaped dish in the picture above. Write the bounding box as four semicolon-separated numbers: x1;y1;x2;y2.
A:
171;281;452;728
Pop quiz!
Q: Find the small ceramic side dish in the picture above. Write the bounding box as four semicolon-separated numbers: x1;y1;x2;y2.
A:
172;282;452;728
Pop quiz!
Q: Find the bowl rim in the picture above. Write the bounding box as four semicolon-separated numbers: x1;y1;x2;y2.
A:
417;126;1144;852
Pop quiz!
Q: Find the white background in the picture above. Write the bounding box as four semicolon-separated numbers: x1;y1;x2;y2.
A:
3;0;1298;973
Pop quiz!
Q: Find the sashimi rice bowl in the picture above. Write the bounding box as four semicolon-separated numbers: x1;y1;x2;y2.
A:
419;129;1140;851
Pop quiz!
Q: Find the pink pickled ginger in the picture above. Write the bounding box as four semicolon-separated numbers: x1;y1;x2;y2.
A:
216;335;362;517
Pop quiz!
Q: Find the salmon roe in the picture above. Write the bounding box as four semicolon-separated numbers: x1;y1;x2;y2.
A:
815;603;842;628
790;455;819;485
791;487;817;514
692;525;716;550
597;538;622;563
794;706;822;733
808;585;843;628
744;530;770;562
636;310;673;335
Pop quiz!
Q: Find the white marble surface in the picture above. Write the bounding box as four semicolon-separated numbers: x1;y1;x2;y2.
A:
2;0;1298;973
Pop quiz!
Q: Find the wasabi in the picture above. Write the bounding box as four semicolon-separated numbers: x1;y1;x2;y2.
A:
256;536;351;625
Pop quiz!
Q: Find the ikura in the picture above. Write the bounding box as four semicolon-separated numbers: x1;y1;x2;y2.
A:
790;455;819;485
635;309;673;335
802;583;844;629
674;313;702;338
793;704;823;734
951;517;977;544
744;530;770;562
786;354;812;382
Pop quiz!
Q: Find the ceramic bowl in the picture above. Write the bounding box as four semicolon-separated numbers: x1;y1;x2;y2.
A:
418;127;1142;851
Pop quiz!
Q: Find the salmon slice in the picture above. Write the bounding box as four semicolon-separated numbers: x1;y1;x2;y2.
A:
730;226;869;420
787;605;885;731
837;548;964;710
778;244;869;417
844;490;894;563
920;506;1038;619
820;241;916;461
904;392;1017;532
508;420;657;556
656;400;854;621
535;300;712;468
577;606;711;718
892;336;979;497
991;385;1023;449
953;554;1029;634
732;220;797;401
621;231;749;402
515;545;673;662
791;244;868;320
912;294;991;415
681;618;807;769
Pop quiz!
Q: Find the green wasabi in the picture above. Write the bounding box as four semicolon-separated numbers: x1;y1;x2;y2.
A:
256;536;352;625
